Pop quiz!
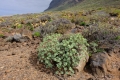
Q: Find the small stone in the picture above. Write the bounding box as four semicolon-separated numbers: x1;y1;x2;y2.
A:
7;54;11;56
20;55;26;58
5;70;11;73
12;52;16;55
13;33;22;42
0;66;4;69
5;36;14;42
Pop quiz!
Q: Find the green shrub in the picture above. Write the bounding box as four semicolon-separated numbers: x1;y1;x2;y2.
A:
38;33;89;75
16;24;22;28
33;32;40;37
89;41;104;53
115;36;120;40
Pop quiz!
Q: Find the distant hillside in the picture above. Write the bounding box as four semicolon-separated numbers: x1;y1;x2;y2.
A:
45;0;82;11
45;0;120;11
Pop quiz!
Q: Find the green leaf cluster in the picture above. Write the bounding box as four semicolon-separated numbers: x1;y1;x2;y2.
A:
33;32;40;37
38;33;89;75
115;36;120;40
16;24;22;29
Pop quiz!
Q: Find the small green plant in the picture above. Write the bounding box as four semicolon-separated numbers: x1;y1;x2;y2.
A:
29;26;34;31
33;32;40;37
26;22;34;31
17;24;22;28
0;34;4;38
115;36;120;40
88;41;104;54
89;42;98;53
79;21;86;26
38;33;89;75
97;7;103;10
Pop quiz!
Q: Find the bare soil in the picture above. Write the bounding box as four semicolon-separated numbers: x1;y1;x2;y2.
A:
0;30;120;80
0;36;92;80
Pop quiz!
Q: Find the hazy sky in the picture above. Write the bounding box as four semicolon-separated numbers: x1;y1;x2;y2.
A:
0;0;52;16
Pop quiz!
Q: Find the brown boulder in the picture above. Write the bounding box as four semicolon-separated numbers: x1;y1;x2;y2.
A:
90;46;120;80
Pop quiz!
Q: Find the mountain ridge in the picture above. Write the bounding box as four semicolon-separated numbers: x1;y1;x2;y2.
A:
45;0;120;11
45;0;82;11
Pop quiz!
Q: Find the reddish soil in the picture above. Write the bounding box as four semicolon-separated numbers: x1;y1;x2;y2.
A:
0;30;120;80
0;37;59;80
0;37;92;80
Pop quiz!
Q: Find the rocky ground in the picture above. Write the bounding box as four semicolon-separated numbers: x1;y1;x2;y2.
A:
0;35;91;80
0;28;120;80
0;7;120;79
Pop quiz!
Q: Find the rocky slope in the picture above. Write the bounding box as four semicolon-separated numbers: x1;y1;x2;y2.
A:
45;0;120;11
45;0;82;11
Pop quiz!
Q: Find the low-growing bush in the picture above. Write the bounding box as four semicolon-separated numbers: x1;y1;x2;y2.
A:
53;18;73;34
71;16;90;27
25;22;34;31
38;33;89;75
89;41;98;53
82;22;120;54
33;32;40;37
39;15;52;22
83;23;120;44
16;23;23;29
115;36;120;40
35;18;73;37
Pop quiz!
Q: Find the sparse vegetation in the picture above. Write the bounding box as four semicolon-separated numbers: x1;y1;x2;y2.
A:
0;34;4;38
115;36;120;40
33;32;40;37
34;18;73;37
83;24;120;42
16;23;23;29
0;0;120;79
